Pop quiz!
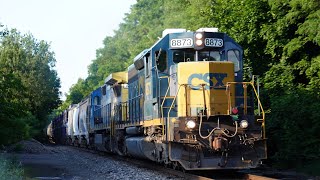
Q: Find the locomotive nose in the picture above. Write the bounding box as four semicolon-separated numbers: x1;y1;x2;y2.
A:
177;61;235;117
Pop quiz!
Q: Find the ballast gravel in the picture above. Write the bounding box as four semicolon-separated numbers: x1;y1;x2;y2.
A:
55;146;181;180
4;141;182;180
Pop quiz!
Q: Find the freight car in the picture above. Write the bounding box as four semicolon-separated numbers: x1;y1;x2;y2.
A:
48;111;66;144
49;28;267;170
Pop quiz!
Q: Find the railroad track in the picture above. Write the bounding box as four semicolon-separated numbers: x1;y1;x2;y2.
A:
68;145;282;180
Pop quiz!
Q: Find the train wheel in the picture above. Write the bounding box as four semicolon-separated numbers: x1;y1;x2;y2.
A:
180;166;186;173
172;161;179;170
164;162;171;168
163;159;171;168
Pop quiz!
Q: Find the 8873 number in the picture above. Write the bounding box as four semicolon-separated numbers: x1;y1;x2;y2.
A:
170;38;193;48
205;38;223;47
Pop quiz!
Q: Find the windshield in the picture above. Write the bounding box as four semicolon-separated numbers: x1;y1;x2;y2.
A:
173;50;221;63
198;51;221;61
173;51;194;62
227;50;240;72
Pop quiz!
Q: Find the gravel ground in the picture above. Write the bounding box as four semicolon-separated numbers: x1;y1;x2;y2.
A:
3;140;318;180
3;140;182;180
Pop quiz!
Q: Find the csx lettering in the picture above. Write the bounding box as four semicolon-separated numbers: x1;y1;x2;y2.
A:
188;73;227;90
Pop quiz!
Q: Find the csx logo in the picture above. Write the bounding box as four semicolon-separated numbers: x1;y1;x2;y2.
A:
188;73;227;90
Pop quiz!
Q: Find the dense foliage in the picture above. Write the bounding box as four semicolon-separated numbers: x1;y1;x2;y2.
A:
0;27;61;145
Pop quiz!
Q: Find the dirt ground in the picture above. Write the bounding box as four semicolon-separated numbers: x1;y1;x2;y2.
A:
6;145;95;179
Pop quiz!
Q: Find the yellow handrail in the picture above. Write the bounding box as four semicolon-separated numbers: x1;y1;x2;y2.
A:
160;76;170;119
244;84;248;115
226;82;266;138
159;76;170;135
201;84;208;116
166;84;183;141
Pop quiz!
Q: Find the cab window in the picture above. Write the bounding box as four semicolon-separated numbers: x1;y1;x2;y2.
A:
198;51;221;61
173;50;194;63
155;50;167;72
227;50;240;72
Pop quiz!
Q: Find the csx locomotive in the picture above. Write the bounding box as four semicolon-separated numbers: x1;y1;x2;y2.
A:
49;28;267;170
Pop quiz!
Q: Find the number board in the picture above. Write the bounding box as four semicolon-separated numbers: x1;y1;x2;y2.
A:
170;38;193;48
205;38;223;47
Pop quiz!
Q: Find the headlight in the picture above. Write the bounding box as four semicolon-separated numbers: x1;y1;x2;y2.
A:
195;33;203;39
240;120;249;129
186;120;196;129
196;40;203;46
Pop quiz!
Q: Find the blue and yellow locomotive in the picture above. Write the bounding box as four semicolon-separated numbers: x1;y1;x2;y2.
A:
51;28;267;170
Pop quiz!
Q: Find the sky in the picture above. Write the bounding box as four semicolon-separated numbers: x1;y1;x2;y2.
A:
0;0;136;100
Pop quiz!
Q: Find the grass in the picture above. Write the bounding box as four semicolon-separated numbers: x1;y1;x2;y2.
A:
0;154;24;180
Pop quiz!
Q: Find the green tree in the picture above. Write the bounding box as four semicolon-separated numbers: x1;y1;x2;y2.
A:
66;0;167;100
0;28;61;144
64;78;87;104
210;0;272;78
163;0;212;30
261;0;320;172
262;0;320;88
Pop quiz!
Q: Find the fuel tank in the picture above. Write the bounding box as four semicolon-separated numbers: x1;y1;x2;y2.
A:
125;137;156;161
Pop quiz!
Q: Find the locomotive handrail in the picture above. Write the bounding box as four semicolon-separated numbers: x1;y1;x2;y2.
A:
166;84;183;141
201;84;208;116
226;82;266;138
252;75;261;115
159;76;170;118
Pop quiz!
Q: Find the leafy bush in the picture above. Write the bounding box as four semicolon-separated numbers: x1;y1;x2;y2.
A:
0;112;36;145
266;89;320;172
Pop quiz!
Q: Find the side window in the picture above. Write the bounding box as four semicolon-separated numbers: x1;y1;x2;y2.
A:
86;106;89;117
144;55;151;78
155;50;167;72
102;85;106;95
228;50;240;72
113;85;121;97
94;96;101;105
209;51;221;61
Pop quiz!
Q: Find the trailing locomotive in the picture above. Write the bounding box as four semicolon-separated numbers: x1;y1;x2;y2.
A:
50;28;267;170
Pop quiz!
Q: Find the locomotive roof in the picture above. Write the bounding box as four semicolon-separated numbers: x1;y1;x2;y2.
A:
105;71;128;85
